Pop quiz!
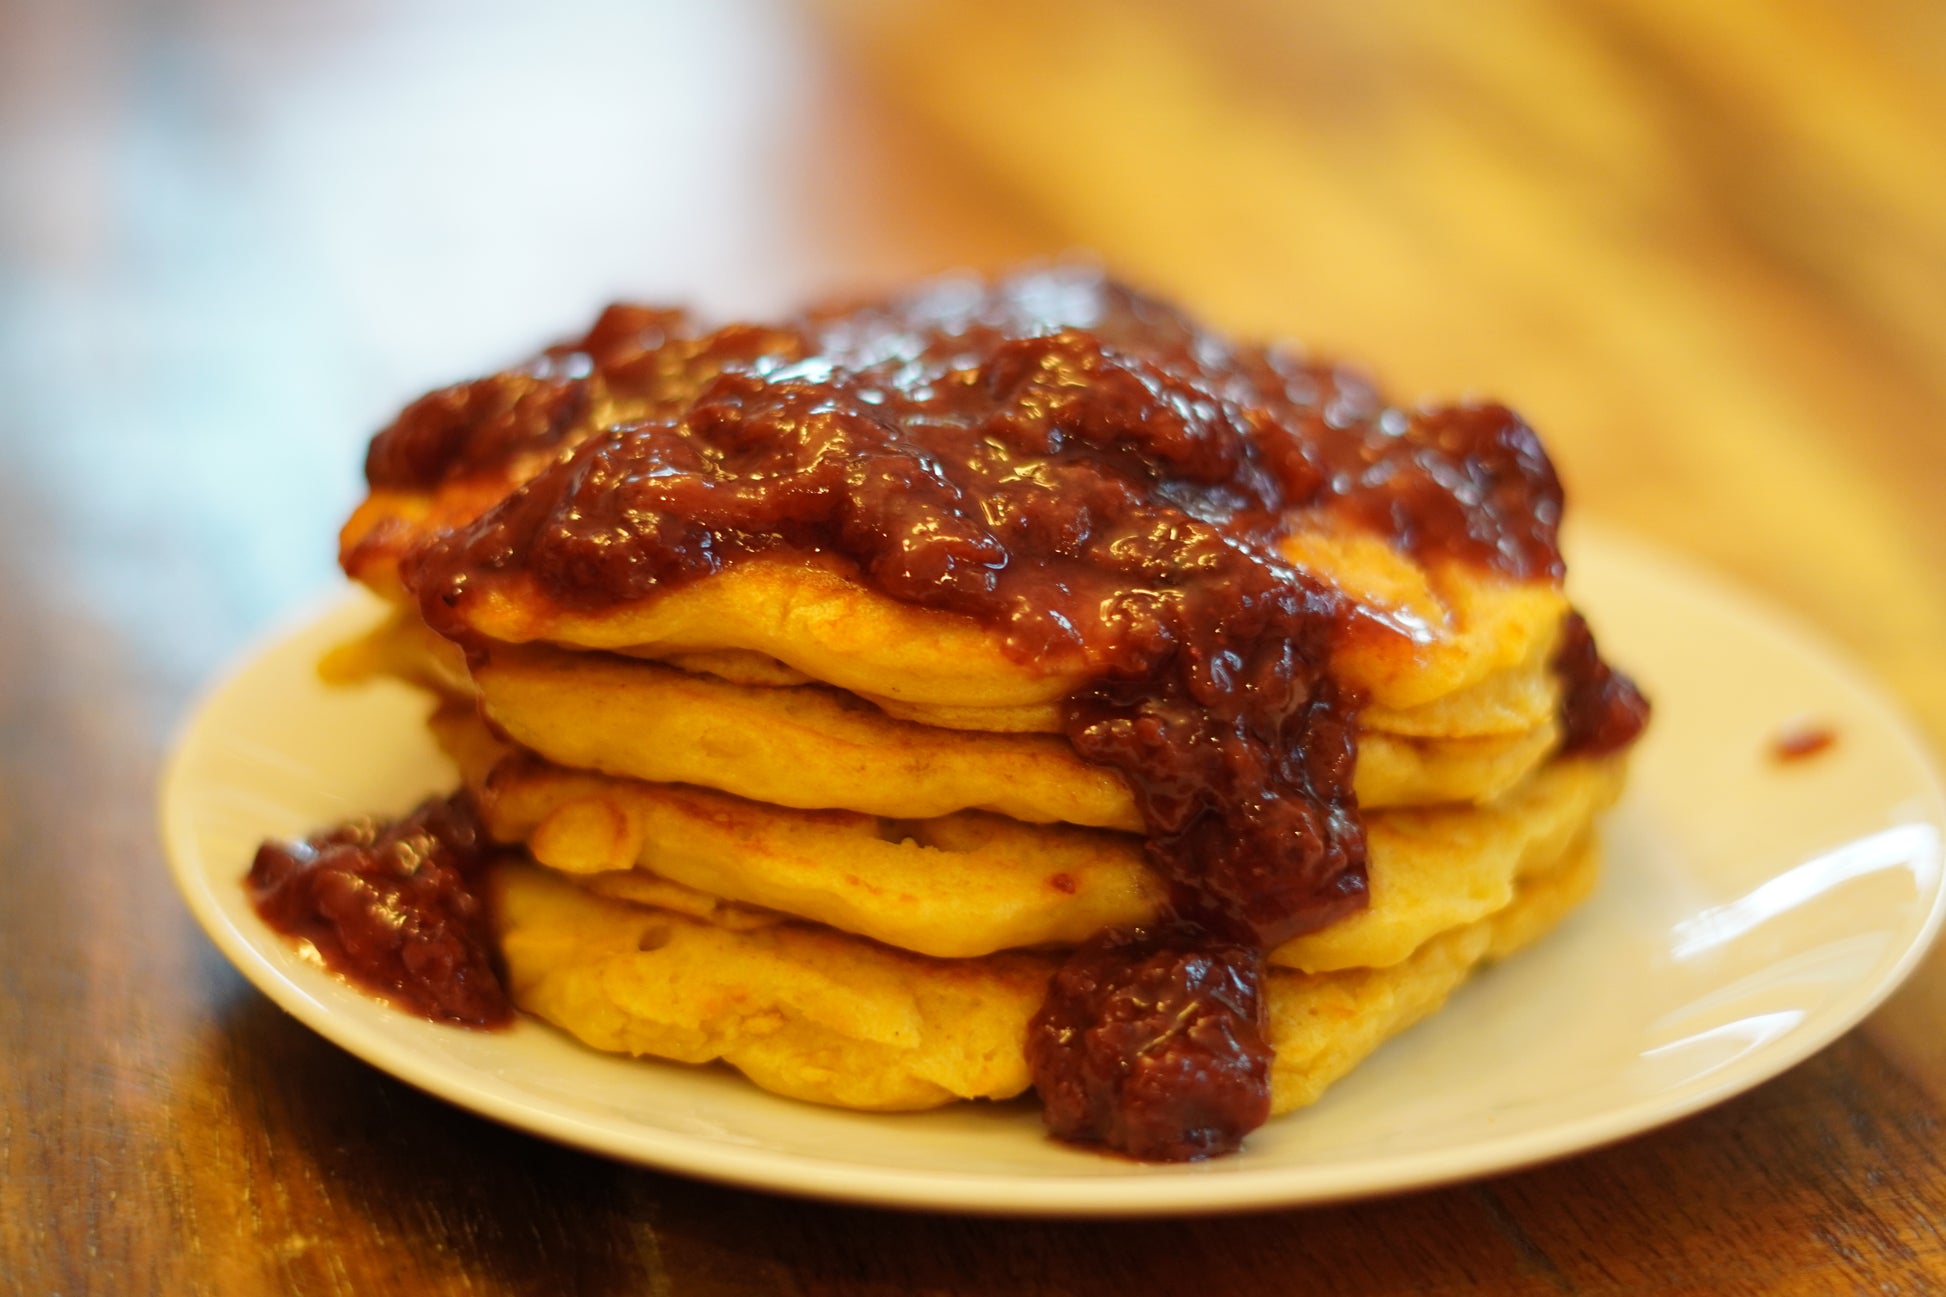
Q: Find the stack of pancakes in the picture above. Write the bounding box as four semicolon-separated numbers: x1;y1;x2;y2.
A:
334;503;1626;1116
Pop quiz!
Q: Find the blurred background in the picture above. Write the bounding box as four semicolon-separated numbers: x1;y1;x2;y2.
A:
2;0;1943;715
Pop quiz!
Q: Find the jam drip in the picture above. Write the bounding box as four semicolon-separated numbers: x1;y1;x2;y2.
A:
1554;612;1650;756
1066;596;1366;949
247;793;511;1027
349;267;1630;1157
1028;924;1271;1161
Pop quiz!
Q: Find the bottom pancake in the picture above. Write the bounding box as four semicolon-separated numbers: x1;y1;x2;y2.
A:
490;837;1598;1116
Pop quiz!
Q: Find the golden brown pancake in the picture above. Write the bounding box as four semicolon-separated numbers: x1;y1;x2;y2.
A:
332;610;1566;818
344;510;1570;722
469;645;1573;827
489;838;1597;1113
436;702;1619;968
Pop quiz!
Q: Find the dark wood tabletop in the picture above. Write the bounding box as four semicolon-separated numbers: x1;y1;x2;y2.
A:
6;1;1945;1292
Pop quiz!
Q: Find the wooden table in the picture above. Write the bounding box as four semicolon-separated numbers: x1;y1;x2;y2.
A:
5;1;1943;1291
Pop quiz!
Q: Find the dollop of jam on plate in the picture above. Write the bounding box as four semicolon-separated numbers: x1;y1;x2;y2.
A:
248;793;510;1028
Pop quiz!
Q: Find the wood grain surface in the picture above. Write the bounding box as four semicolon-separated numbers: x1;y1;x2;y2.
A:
4;1;1943;1292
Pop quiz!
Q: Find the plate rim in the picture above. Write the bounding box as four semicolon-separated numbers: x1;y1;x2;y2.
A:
157;525;1946;1216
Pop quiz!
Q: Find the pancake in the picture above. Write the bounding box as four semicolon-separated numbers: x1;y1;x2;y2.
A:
470;644;1566;825
331;593;1564;744
331;610;1565;817
435;703;1620;968
344;522;1570;723
488;838;1598;1113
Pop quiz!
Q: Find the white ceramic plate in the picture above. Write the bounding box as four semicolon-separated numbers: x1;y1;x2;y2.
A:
159;528;1946;1216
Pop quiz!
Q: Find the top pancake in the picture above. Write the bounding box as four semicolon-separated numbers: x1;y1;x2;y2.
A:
347;509;1569;724
338;266;1585;744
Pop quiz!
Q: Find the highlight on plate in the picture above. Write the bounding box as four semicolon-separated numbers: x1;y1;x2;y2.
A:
245;264;1648;1162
